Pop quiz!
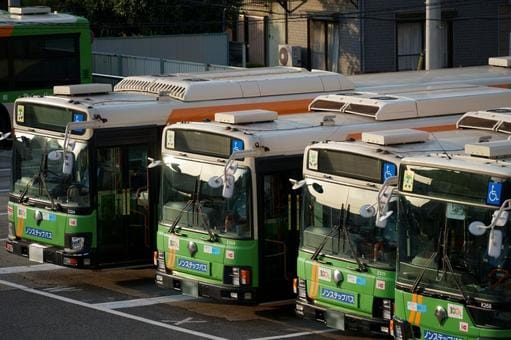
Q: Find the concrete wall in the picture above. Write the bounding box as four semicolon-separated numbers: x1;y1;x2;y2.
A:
92;33;229;65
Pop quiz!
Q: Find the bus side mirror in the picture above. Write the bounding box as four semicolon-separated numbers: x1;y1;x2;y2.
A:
488;228;503;258
62;152;74;175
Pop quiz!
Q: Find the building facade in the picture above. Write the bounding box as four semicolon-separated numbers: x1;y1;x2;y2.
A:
239;0;511;74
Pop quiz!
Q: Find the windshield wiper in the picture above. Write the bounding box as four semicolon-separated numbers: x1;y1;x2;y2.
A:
168;199;193;234
340;205;367;272
439;222;472;305
411;251;438;293
311;204;344;261
18;150;57;211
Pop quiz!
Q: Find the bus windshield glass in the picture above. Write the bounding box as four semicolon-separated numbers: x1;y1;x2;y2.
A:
301;181;397;269
160;155;251;239
13;132;90;207
398;166;511;325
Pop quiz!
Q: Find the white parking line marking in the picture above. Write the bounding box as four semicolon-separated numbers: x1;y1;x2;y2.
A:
0;189;10;193
163;317;207;326
248;329;338;340
0;212;8;216
0;263;65;275
0;168;10;172
94;294;194;309
43;286;82;293
0;279;228;340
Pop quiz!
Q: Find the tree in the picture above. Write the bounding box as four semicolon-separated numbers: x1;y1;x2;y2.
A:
22;0;242;37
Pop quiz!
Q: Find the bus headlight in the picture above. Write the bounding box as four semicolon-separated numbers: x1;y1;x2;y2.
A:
7;222;16;240
297;278;307;300
382;299;393;320
224;266;251;286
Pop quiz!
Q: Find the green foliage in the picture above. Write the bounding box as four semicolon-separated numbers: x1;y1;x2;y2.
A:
21;0;242;37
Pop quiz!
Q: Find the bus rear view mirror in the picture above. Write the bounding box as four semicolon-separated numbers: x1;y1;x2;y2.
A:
488;228;503;258
222;175;234;199
376;210;393;228
62;152;74;175
208;176;223;188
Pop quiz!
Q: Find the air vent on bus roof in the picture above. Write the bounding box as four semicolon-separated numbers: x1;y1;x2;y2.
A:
54;84;112;96
465;140;511;158
362;129;429;146
457;108;511;133
215;110;278;124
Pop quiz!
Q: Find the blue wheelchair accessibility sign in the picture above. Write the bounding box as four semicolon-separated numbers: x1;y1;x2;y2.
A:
487;182;502;206
382;162;397;182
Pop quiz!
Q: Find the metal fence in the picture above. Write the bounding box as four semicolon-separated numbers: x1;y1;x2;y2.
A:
92;52;241;77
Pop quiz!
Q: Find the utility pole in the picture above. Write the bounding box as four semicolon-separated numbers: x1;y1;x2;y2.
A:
425;0;443;70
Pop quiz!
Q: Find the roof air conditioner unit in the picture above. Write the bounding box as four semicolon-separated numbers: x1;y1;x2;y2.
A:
278;44;301;67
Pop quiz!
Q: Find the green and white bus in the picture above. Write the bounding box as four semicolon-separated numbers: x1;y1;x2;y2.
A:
154;84;511;303
0;5;92;137
295;123;511;336
5;67;352;267
390;109;511;340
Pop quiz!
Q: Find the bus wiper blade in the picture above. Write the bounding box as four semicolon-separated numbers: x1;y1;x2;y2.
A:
311;204;344;261
411;251;438;293
168;200;193;234
18;174;39;203
442;254;472;305
340;205;367;272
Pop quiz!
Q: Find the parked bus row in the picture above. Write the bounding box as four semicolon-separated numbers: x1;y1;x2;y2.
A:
295;111;511;339
5;65;511;339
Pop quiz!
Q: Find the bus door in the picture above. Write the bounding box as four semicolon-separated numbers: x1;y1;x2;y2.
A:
256;156;302;300
94;128;159;265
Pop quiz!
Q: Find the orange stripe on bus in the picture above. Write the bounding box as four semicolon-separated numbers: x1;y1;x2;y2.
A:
346;123;457;141
408;294;417;324
167;99;313;124
309;262;319;300
414;295;423;325
0;26;14;37
16;218;24;238
166;248;176;270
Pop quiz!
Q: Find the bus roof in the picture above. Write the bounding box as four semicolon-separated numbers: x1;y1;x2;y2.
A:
304;128;511;172
0;7;82;25
351;63;511;90
113;67;354;101
401;152;511;178
310;84;511;120
15;82;511;137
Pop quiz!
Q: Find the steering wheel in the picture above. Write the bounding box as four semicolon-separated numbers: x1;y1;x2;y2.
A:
488;268;510;289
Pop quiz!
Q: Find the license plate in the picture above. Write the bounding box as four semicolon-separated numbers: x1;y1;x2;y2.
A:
325;309;345;330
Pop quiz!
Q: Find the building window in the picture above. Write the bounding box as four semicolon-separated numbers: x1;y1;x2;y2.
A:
310;20;339;72
397;21;423;71
397;19;450;71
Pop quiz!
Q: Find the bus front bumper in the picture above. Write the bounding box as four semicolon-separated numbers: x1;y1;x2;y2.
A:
155;271;257;303
5;239;93;267
295;299;392;336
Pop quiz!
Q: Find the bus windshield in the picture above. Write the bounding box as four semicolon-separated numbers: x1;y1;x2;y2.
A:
13;132;90;207
160;155;251;239
301;181;397;270
398;194;511;325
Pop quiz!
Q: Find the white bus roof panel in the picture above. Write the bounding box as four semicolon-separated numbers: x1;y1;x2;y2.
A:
114;67;354;101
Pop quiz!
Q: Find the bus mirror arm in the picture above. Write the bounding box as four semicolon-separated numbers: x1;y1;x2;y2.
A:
62;117;106;174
